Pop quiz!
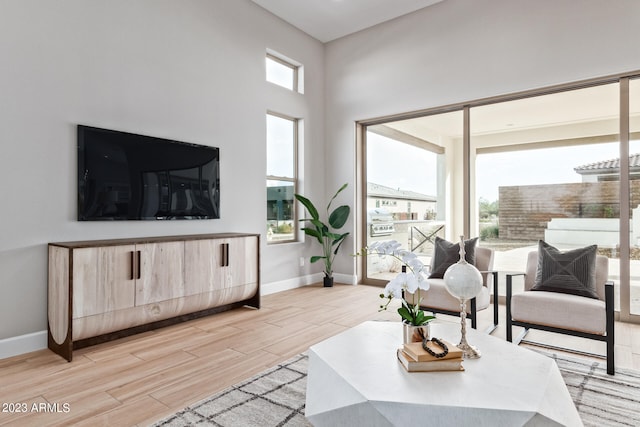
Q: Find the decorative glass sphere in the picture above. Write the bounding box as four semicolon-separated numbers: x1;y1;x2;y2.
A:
443;261;483;300
443;236;483;300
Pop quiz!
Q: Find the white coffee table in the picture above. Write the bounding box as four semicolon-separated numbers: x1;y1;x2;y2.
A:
306;321;582;426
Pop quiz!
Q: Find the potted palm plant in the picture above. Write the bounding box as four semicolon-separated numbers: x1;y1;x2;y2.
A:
295;183;351;287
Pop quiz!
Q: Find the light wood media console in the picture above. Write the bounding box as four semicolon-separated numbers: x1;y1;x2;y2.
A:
48;233;259;361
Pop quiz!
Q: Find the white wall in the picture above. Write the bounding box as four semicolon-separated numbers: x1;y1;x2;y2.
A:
5;0;640;359
325;0;640;275
0;0;325;355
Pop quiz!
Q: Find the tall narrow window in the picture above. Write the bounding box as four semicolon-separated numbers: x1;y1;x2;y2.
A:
267;113;297;244
266;53;299;92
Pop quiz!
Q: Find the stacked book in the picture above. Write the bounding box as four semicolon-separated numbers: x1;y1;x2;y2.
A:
397;339;464;372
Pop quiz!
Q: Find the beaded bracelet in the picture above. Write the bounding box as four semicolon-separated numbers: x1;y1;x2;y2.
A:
422;337;449;358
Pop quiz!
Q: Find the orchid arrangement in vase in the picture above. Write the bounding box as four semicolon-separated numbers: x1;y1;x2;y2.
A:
356;240;435;327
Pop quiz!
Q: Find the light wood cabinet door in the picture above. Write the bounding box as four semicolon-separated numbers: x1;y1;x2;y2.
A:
222;236;258;288
72;245;136;318
135;241;185;305
184;238;223;296
184;236;258;296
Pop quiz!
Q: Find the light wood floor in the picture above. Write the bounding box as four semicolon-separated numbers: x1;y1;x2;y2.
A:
1;283;639;426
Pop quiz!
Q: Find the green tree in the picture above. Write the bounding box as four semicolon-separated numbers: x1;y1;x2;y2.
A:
478;198;499;220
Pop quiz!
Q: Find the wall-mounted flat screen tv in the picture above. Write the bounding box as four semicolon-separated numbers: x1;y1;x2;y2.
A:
78;125;220;220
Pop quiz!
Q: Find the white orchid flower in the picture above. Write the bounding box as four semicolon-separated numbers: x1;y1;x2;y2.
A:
405;257;425;273
387;271;421;294
365;240;398;256
383;277;403;299
381;240;401;255
367;241;382;253
414;272;431;291
356;241;436;326
396;249;413;259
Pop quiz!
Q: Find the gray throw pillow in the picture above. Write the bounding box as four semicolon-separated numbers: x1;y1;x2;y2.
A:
429;236;478;279
532;240;598;299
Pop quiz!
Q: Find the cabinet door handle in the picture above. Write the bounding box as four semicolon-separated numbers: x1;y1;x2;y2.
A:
220;243;229;267
130;251;135;280
136;250;141;279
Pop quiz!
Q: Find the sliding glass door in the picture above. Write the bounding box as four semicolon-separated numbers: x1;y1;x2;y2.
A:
471;84;620;306
362;111;462;283
358;72;640;322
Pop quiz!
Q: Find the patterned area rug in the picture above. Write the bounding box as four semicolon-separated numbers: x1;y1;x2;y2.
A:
153;354;310;427
548;353;640;427
153;352;640;427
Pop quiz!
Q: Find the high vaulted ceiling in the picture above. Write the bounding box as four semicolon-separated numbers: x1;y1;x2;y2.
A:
251;0;443;43
252;1;639;147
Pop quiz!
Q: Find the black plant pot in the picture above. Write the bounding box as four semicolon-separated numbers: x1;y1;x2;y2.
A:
323;276;334;287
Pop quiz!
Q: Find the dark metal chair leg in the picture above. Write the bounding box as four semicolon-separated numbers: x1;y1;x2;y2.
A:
506;273;513;342
605;282;615;375
485;271;499;335
493;271;499;326
470;297;477;329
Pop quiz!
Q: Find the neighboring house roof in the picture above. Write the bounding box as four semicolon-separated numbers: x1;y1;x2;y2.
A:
367;182;436;202
574;153;640;175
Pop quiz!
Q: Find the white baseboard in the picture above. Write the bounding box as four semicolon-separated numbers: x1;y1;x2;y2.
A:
261;272;357;296
0;330;47;360
261;273;323;295
333;272;359;286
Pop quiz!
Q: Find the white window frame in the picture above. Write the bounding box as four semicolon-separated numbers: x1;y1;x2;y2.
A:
266;111;299;244
266;50;304;93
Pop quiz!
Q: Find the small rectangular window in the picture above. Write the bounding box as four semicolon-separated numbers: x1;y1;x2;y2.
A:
266;53;299;92
267;112;298;243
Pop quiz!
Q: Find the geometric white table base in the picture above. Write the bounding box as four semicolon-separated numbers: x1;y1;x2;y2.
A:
306;321;582;426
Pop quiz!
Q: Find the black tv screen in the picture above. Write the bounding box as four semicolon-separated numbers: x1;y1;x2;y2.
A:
78;125;220;220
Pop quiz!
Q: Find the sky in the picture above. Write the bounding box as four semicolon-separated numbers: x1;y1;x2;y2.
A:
366;133;438;196
475;143;622;201
367;132;633;202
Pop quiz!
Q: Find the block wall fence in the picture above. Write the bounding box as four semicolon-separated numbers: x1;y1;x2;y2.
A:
498;181;640;241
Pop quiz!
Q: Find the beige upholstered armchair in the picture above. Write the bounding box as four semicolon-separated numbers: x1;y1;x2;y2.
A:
406;244;498;333
506;246;615;375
